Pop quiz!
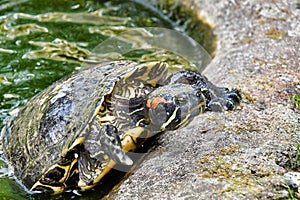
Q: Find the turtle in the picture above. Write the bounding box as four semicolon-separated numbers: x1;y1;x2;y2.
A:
1;60;169;194
0;60;241;194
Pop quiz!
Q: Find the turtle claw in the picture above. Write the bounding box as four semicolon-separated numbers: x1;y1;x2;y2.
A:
208;89;241;111
101;125;133;166
207;98;227;112
224;89;241;110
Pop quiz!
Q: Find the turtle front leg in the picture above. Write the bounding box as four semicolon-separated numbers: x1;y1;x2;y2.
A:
78;125;151;191
162;70;241;112
121;126;152;152
83;122;133;167
206;88;241;112
77;121;133;189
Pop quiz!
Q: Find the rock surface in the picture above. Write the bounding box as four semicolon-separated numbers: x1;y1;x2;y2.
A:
109;0;300;199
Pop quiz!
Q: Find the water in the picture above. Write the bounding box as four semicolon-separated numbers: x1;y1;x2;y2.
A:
0;0;215;199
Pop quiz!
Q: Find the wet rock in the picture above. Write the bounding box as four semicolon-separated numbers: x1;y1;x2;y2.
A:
110;0;300;199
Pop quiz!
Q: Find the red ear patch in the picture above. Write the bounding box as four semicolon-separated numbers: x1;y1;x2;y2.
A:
146;97;169;109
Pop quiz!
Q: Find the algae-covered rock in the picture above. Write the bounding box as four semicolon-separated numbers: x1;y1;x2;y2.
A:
110;0;300;199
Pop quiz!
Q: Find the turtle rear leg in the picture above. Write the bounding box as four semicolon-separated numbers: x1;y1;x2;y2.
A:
30;147;79;194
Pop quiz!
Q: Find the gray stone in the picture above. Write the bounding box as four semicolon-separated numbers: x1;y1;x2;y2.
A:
109;0;300;199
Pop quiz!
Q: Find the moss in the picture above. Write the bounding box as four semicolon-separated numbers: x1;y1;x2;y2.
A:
196;145;242;179
251;57;269;65
256;80;273;86
220;145;241;155
265;27;287;40
242;37;254;43
243;91;256;103
197;155;235;179
196;150;278;198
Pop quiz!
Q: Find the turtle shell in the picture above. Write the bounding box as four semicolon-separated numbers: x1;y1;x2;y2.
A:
1;60;168;191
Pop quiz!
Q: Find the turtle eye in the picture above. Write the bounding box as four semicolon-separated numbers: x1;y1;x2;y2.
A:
147;96;181;132
146;84;205;132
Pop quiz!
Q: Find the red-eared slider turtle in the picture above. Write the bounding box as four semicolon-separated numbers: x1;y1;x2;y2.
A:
1;60;241;194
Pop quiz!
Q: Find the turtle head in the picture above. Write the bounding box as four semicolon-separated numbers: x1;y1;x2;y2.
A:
146;84;206;132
